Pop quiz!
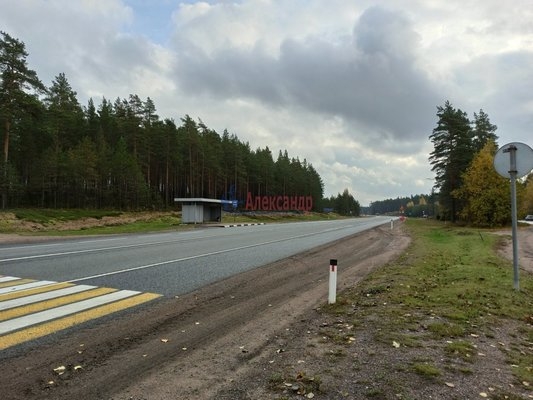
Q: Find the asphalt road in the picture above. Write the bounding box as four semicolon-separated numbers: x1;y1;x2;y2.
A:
0;216;392;297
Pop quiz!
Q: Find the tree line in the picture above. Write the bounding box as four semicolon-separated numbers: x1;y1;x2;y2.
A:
0;31;333;212
372;101;533;227
368;194;431;217
429;101;532;226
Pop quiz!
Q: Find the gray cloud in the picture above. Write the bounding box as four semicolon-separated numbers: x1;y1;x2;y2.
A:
451;50;533;145
2;0;532;204
173;5;439;153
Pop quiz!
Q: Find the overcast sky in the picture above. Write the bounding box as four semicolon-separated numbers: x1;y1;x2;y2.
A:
2;0;532;206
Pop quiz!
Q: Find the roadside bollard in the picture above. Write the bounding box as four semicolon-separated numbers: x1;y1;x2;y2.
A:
329;259;337;304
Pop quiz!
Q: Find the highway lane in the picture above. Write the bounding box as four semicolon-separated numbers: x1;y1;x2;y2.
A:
0;216;392;296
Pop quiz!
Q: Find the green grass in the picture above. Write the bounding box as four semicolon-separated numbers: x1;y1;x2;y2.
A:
317;219;533;393
371;221;533;325
411;362;441;379
221;211;345;224
0;209;186;236
444;340;477;362
42;216;185;236
1;209;345;236
12;208;122;223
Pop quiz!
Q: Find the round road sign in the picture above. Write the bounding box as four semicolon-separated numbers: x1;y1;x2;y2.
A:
493;142;533;179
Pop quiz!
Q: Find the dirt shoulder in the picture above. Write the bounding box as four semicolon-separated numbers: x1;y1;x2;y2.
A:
4;223;532;400
496;224;533;273
0;223;409;400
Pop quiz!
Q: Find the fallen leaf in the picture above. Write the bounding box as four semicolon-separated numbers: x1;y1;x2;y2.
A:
53;366;66;375
445;382;455;388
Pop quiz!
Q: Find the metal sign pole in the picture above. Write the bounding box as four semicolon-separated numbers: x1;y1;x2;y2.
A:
504;145;520;290
494;142;533;290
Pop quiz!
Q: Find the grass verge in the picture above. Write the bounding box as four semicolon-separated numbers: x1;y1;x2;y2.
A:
0;209;344;236
269;219;533;399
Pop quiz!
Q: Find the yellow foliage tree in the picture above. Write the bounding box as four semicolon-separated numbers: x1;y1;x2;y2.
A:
520;175;533;217
453;140;511;226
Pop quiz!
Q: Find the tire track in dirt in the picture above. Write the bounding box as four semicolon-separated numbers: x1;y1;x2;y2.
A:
0;223;409;400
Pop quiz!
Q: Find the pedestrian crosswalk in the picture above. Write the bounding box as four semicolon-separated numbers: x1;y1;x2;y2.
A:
0;275;161;350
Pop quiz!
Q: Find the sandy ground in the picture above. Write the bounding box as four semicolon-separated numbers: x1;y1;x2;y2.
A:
0;223;409;400
1;223;532;399
496;225;533;272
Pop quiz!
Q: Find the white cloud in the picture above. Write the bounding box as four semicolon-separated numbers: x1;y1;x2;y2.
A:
1;0;532;205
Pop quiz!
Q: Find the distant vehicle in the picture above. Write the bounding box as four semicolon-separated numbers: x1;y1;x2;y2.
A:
525;215;533;221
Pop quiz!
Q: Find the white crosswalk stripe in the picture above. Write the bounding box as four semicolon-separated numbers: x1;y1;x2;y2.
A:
0;290;141;334
0;279;57;294
0;284;96;311
0;275;161;350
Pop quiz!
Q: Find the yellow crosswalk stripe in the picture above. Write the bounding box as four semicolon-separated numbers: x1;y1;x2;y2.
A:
0;292;161;351
0;278;34;289
0;287;117;321
0;275;162;350
0;282;74;301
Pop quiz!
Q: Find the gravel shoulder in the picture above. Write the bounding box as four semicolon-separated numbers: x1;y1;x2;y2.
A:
3;223;532;400
0;222;409;400
496;224;533;273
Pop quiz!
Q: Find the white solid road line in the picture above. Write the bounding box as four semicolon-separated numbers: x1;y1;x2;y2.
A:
69;226;350;282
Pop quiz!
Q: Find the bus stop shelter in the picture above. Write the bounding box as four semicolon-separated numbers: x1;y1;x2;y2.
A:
174;198;233;224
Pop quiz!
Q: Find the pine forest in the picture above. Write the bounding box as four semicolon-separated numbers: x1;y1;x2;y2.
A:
0;32;325;211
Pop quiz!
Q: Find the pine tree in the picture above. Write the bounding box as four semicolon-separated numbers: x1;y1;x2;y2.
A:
0;32;45;207
44;73;84;149
472;109;498;152
429;101;474;222
335;189;360;216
